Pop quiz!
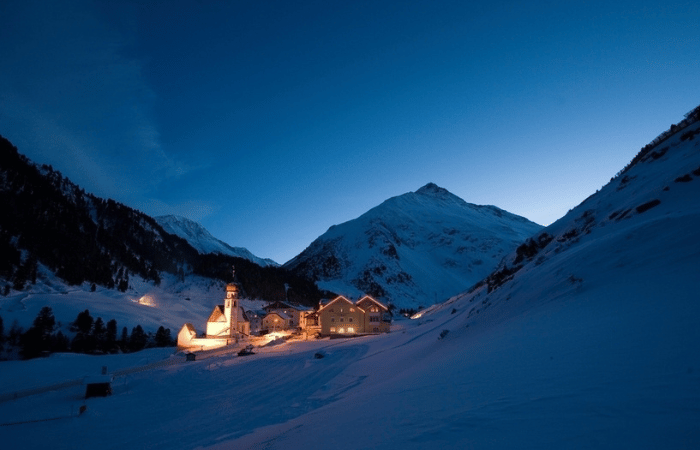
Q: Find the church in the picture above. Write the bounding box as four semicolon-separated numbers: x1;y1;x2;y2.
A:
177;267;249;349
205;282;250;338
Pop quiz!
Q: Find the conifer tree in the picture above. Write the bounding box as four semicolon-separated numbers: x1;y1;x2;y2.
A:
70;309;94;353
93;317;106;352
71;309;93;334
52;331;69;352
106;319;118;352
20;306;55;358
8;320;22;346
155;326;173;347
120;326;129;351
129;325;147;352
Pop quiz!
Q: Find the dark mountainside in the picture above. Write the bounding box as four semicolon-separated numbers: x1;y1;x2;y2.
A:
0;136;322;305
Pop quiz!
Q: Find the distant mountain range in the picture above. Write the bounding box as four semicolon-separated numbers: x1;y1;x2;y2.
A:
155;215;278;267
285;182;543;308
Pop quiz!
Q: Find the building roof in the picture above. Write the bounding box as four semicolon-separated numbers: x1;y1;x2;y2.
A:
180;323;197;335
264;311;291;321
263;300;295;311
356;295;388;311
263;300;314;312
84;374;113;384
207;305;226;323
238;306;250;322
318;295;354;312
245;309;266;318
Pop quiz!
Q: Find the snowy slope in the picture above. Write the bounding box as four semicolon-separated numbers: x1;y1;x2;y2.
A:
1;112;699;450
0;267;267;355
285;183;542;308
209;104;700;448
155;215;278;267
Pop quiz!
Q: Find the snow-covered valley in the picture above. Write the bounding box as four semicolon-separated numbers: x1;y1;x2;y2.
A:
2;114;699;449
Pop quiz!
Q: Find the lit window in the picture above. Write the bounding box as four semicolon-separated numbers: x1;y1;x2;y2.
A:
350;308;355;312
330;327;336;332
347;327;354;333
338;328;345;333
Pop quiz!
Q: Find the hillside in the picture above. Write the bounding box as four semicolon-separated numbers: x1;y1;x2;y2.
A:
0;137;324;337
285;183;542;309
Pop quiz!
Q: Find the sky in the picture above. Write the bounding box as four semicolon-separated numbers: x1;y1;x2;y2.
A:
1;0;698;264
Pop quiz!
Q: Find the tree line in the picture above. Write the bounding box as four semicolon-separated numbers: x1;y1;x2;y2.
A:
0;307;175;360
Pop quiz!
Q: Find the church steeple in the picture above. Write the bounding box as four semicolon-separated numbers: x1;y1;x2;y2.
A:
224;265;240;338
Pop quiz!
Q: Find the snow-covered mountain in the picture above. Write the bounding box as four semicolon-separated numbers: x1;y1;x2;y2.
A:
2;107;699;450
222;108;700;449
155;215;278;267
285;183;542;308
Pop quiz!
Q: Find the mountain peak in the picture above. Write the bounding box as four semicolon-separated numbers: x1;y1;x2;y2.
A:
416;182;449;196
286;183;543;307
155;215;278;267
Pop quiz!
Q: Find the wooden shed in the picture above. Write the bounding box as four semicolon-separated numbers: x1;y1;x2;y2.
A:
84;374;113;399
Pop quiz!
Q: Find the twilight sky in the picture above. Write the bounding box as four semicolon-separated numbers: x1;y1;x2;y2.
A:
1;0;698;264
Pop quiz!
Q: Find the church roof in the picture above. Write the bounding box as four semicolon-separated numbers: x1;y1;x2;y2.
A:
180;323;197;335
238;306;250;322
207;305;226;323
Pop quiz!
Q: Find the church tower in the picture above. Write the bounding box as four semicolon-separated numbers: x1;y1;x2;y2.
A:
224;266;240;338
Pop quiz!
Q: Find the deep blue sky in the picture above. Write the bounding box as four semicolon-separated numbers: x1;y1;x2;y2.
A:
1;0;698;264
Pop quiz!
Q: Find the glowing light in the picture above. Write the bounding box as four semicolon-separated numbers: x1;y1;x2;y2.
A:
138;295;157;307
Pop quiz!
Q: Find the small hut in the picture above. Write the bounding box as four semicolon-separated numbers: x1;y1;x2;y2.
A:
84;374;113;398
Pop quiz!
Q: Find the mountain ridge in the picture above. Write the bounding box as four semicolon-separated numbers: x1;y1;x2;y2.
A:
285;182;543;308
155;215;278;267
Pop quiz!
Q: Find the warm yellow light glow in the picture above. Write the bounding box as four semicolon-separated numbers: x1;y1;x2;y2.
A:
137;295;157;307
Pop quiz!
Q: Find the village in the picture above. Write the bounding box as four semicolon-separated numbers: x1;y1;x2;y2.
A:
177;272;393;353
